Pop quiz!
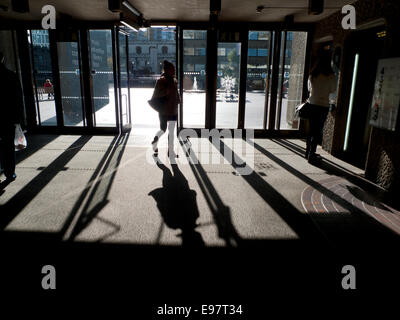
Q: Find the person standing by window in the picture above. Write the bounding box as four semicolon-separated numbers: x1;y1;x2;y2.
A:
44;79;54;99
151;60;180;160
306;52;336;163
0;52;24;184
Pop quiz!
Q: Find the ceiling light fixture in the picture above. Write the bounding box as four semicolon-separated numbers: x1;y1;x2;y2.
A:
122;1;141;17
108;0;122;12
308;0;324;15
256;5;265;13
121;20;138;32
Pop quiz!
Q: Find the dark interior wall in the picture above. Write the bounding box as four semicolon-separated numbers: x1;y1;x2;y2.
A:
312;0;400;195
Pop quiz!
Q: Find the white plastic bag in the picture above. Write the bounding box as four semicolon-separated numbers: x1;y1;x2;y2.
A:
14;124;27;151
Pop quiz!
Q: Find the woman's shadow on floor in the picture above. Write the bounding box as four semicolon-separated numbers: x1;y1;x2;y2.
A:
149;155;205;248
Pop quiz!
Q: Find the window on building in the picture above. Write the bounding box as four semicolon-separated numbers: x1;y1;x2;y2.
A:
195;64;205;71
161;29;175;41
258;49;268;56
248;48;257;56
218;48;226;56
136;46;142;54
162;46;168;54
184;47;195;55
249;32;258;40
195;48;206;56
258;31;269;40
195;31;205;40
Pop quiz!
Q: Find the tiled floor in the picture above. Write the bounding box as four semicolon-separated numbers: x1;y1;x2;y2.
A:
0;132;398;249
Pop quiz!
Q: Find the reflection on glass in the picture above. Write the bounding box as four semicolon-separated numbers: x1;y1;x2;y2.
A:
57;41;84;126
245;31;271;129
183;30;207;128
128;27;176;129
31;30;57;126
89;30;116;127
278;31;307;130
216;42;241;128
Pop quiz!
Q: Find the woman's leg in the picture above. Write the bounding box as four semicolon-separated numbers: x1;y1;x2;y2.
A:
316;108;329;146
0;128;16;179
308;107;328;162
167;120;178;158
152;114;168;153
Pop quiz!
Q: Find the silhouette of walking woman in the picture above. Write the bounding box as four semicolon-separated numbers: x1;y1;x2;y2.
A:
306;50;336;163
151;60;180;160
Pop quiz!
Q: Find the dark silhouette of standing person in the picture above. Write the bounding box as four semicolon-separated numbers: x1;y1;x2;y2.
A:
0;52;24;183
305;51;336;163
151;60;180;159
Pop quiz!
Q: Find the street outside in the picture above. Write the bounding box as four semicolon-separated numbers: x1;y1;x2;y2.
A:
36;88;297;130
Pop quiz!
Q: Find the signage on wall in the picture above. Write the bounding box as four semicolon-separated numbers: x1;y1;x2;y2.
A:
370;57;400;131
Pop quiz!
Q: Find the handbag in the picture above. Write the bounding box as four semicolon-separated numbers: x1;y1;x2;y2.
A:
148;96;167;113
14;124;27;151
294;101;312;120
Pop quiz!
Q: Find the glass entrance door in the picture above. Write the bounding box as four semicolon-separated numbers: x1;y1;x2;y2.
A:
29;30;57;126
117;30;131;132
215;42;241;128
182;29;207;128
57;37;85;127
245;31;273;129
88;29;117;128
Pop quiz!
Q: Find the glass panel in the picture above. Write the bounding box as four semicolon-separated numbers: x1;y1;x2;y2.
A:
57;41;85;126
89;30;116;127
216;42;241;128
31;30;57;126
183;29;207;128
278;31;308;130
265;31;275;130
119;32;129;127
245;31;271;129
276;31;286;130
128;27;176;129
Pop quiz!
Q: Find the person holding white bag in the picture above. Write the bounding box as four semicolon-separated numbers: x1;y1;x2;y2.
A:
0;52;24;184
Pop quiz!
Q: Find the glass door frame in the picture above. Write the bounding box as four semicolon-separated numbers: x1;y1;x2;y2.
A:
215;30;246;129
177;26;209;130
115;27;132;133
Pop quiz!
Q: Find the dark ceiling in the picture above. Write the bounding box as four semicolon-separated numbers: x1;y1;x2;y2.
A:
0;0;356;23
